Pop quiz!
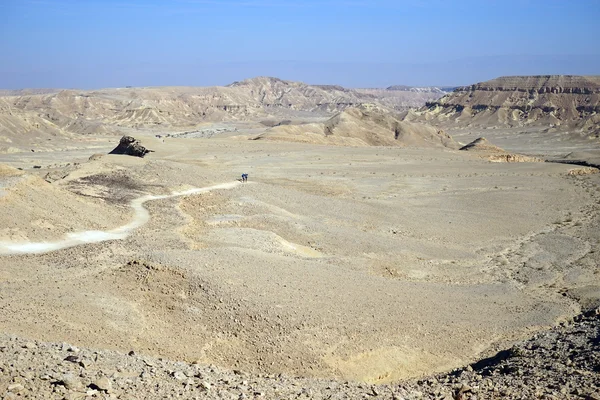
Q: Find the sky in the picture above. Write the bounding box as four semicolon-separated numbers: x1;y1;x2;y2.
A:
1;0;599;89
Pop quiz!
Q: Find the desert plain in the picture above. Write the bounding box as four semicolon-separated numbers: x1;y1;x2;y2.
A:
0;76;599;399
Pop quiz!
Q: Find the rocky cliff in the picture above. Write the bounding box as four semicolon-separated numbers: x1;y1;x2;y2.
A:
404;75;600;137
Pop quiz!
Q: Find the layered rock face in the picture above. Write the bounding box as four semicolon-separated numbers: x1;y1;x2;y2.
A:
405;75;600;137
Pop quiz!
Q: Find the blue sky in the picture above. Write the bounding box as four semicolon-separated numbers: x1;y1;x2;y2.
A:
1;0;599;88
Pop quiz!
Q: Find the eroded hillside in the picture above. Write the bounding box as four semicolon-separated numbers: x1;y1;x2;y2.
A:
0;78;449;154
405;75;600;138
254;106;456;148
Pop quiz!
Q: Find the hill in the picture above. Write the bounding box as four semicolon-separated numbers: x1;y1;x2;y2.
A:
0;77;448;152
404;75;600;138
0;165;127;244
253;106;457;148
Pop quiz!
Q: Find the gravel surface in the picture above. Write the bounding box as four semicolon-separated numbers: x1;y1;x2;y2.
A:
1;309;598;399
1;139;599;398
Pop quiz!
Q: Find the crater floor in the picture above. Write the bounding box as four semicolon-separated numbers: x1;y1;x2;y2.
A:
1;135;599;386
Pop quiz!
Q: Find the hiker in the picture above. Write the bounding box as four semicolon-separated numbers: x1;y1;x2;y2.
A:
241;173;248;182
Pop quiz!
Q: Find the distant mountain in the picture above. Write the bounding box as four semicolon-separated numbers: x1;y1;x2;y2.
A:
385;85;455;94
0;77;447;152
404;75;600;138
0;89;59;96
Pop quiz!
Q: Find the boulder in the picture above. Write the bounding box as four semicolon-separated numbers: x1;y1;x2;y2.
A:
109;136;153;158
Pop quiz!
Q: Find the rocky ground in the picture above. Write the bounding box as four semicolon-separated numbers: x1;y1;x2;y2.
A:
1;308;598;399
2;75;600;399
1;134;599;398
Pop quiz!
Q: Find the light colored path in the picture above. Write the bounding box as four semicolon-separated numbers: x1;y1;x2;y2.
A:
0;181;243;255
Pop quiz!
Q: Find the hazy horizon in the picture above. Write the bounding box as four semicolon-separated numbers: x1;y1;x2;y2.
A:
1;0;599;90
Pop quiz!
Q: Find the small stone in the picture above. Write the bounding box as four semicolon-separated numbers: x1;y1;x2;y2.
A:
457;384;472;395
173;371;186;380
63;392;86;400
7;383;24;392
199;381;211;390
91;376;112;392
24;342;36;349
64;355;79;363
61;374;83;391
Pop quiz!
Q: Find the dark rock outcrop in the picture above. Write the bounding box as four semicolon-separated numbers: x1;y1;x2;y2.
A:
109;136;153;158
460;137;544;163
459;137;504;152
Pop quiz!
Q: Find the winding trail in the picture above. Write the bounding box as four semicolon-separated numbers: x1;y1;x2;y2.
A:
0;181;243;256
